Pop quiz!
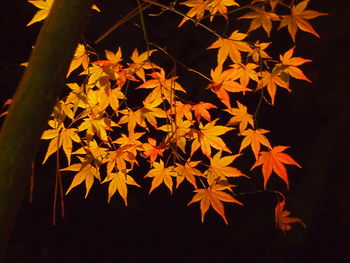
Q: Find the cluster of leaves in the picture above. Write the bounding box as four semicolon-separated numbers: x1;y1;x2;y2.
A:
23;0;325;232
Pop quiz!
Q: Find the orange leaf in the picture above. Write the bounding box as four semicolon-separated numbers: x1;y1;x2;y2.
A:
141;137;165;164
188;182;242;224
279;46;312;82
206;0;239;20
174;160;202;189
192;101;217;122
238;6;280;37
225;100;254;133
257;71;290;105
275;200;305;233
208;66;251;107
278;0;327;42
227;63;259;88
251;0;282;11
178;0;207;27
208;30;252;65
251;146;301;189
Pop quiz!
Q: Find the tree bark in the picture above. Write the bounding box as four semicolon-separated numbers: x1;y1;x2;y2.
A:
0;0;94;261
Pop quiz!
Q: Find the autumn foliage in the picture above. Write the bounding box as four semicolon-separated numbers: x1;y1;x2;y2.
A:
14;0;326;232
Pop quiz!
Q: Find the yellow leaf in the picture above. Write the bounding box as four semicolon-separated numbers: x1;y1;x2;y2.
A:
103;170;140;205
205;151;246;185
191;119;233;158
64;162;101;198
144;160;176;194
136;68;186;102
27;0;100;26
188;182;242;224
239;128;272;160
67;44;90;77
174;160;202;189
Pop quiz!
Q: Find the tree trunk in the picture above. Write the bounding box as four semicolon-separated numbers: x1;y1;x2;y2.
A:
0;0;94;261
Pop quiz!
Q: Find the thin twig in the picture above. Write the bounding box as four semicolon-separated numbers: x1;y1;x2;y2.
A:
94;3;152;44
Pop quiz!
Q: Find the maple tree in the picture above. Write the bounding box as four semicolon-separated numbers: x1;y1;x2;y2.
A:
0;1;327;254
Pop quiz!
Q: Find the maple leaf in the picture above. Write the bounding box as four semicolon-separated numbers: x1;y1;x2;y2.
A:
278;0;327;42
26;0;53;26
128;48;158;82
275;200;305;233
52;100;74;122
135;95;167;129
105;46;123;64
102;170;140;205
41;122;80;165
168;101;193;121
62;159;101;198
113;132;144;150
239;128;272;160
225;100;254;133
279;46;312;82
27;0;100;26
174;160;203;189
118;108;158;135
206;0;240;20
72;140;109;167
190;119;233;158
65;83;88;113
238;6;280;37
78;116;116;142
257;70;290;105
249;41;271;64
208;66;251;107
110;133;143;169
208;30;253;65
178;0;207;27
82;64;110;88
158;117;192;153
141;137;166;164
251;146;301;189
188;182;242;224
227;63;259;88
144;160;176;194
98;85;125;112
192;101;217;122
106;146;138;174
205;151;246;186
67;44;90;77
137;68;186;102
251;0;282;11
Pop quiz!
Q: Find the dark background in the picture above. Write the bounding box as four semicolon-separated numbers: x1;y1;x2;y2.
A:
0;1;349;262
